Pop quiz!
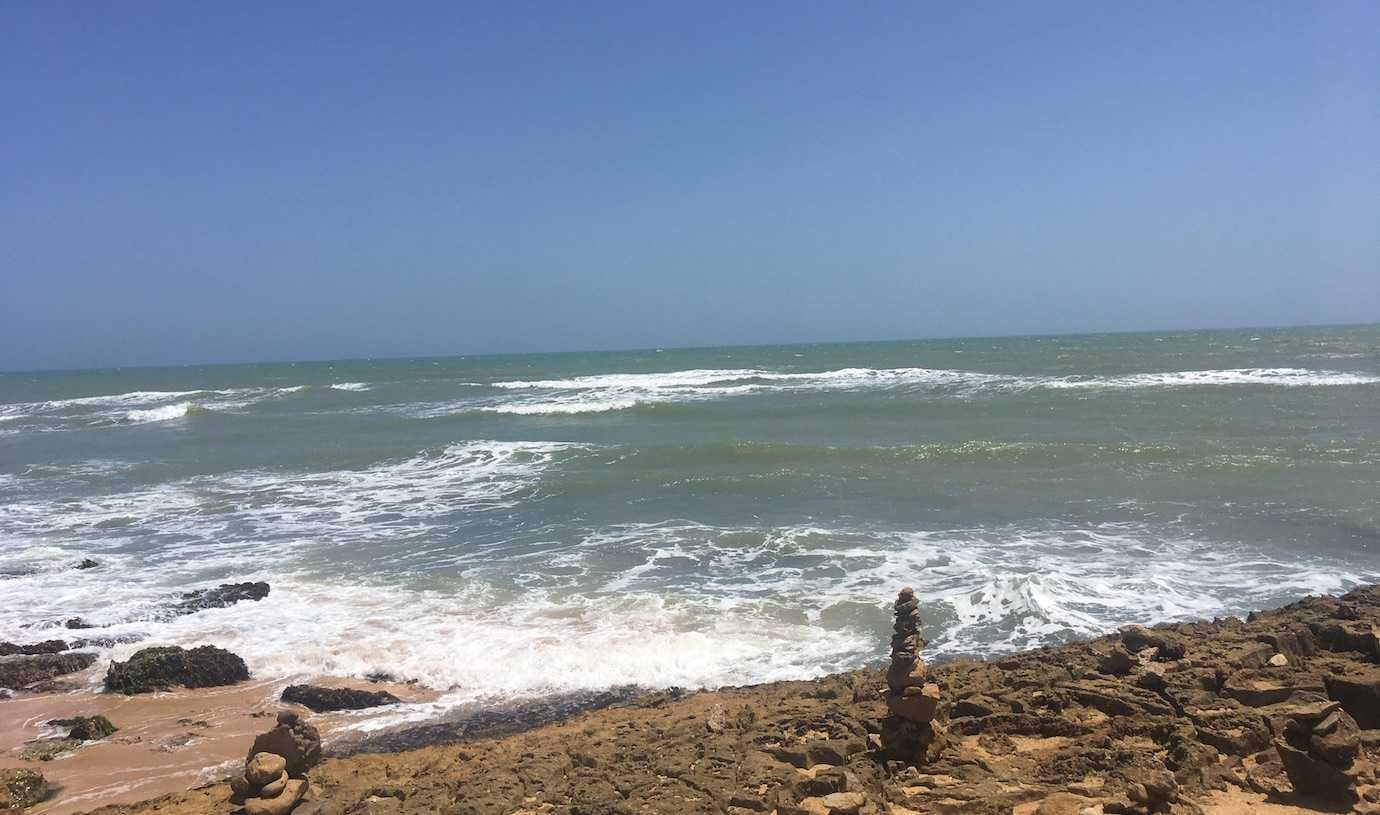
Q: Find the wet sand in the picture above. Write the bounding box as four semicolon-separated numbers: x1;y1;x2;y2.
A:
0;667;433;814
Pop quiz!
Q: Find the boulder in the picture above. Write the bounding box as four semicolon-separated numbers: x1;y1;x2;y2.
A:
75;558;99;569
281;684;401;712
1324;668;1380;729
60;714;118;741
0;768;50;810
0;651;96;689
0;640;68;657
244;779;307;815
171;581;270;615
104;645;249;694
247;711;322;778
1098;646;1135;676
247;752;288;786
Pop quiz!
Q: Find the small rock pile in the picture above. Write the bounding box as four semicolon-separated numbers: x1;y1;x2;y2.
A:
1275;700;1380;810
230;751;307;815
879;587;944;764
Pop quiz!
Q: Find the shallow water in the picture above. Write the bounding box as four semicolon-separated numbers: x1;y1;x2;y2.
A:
2;324;1378;728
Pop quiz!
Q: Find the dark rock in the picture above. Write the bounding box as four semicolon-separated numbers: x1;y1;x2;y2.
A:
0;639;68;656
281;684;401;713
75;558;99;570
247;711;322;778
1309;620;1380;658
950;694;1000;719
0;651;97;689
64;714;118;741
171;581;269;616
1119;625;1186;661
1324;668;1380;730
1098;647;1135;676
104;645;249;694
1275;739;1357;806
0;767;51;809
63;617;94;630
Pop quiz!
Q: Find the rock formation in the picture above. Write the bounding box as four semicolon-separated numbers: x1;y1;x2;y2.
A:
879;587;945;764
1274;700;1379;808
0;639;68;657
0;651;96;690
282;683;401;712
247;711;322;779
0;768;49;811
230;751;308;815
103;645;248;694
170;581;270;616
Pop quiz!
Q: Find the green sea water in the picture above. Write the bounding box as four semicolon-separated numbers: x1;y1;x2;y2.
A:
2;324;1378;721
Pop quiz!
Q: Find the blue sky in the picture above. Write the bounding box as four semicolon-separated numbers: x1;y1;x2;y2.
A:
2;1;1377;370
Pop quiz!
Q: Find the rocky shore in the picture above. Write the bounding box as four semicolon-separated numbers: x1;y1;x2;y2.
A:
8;584;1380;814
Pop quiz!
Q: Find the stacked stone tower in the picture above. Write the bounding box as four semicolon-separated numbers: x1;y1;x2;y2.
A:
880;587;945;763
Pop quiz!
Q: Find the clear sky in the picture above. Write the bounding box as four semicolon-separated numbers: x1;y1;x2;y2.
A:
2;2;1377;370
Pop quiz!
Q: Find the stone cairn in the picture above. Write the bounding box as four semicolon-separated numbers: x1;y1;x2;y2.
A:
229;712;321;815
1275;701;1379;810
880;587;945;763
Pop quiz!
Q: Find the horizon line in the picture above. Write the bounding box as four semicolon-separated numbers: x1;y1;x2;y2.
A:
2;318;1375;377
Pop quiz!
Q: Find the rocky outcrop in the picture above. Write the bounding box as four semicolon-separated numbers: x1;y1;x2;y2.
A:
1273;700;1378;807
169;581;269;616
67;584;1380;815
56;714;119;741
103;645;249;694
0;639;68;656
879;587;945;764
281;684;401;712
246;711;322;779
75;558;99;569
229;751;308;815
0;768;50;811
0;651;96;690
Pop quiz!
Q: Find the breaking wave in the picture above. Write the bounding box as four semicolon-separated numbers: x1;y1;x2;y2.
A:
473;365;1379;415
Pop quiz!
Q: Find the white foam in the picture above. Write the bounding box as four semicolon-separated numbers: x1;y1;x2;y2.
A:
330;382;371;391
485;397;642;415
124;402;193;423
469;365;1378;415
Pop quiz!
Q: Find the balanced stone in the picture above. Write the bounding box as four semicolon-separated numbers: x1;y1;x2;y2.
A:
877;587;946;765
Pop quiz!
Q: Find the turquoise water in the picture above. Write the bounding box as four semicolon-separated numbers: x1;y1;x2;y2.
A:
2;324;1378;723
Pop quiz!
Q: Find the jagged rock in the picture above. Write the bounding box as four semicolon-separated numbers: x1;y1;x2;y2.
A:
1275;739;1357;805
58;714;118;741
247;711;321;778
171;581;270;616
1120;626;1187;661
63;617;93;629
0;651;96;689
281;684;401;712
75;558;99;569
950;694;999;718
1219;668;1325;707
1059;679;1176;717
1310;620;1380;657
1324;668;1380;729
0;768;50;810
1099;646;1136;676
0;639;68;656
104;645;249;694
19;739;81;761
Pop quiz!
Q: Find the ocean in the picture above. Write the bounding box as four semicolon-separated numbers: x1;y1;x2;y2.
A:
2;324;1378;729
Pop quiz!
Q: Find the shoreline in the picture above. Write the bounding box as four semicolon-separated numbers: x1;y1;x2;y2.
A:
5;585;1380;814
